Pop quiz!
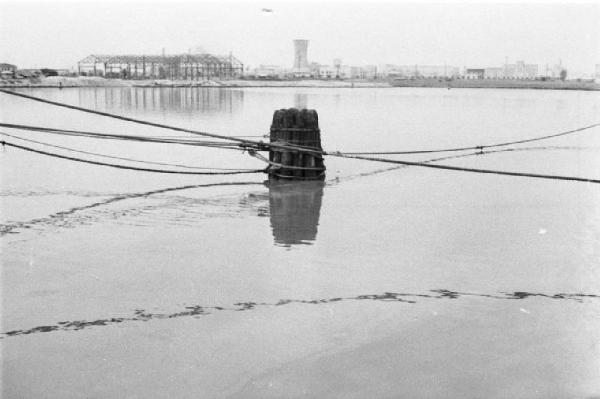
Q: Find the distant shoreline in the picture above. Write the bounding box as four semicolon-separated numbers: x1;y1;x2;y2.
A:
1;76;599;91
391;78;600;91
0;76;390;89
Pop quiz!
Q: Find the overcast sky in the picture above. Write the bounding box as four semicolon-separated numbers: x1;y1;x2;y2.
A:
1;1;599;76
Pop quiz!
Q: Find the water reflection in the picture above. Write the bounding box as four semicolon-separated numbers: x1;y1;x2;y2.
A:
2;180;327;246
76;87;244;115
268;181;324;247
0;182;264;237
294;93;308;109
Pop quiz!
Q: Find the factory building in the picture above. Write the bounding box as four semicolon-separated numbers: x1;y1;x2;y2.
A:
0;63;17;78
379;64;460;78
482;61;539;79
502;61;538;79
77;53;244;80
465;69;485;79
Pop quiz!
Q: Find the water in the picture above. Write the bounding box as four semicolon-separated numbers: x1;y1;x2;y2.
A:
1;87;599;398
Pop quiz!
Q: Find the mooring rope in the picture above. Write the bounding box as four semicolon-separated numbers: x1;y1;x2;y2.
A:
0;132;260;171
0;121;325;156
3;121;597;182
337;122;600;155
0;123;242;149
3;89;599;157
2;89;599;183
0;90;305;154
0;90;329;155
268;171;327;180
328;152;600;184
1;140;266;175
0;89;256;144
247;149;326;171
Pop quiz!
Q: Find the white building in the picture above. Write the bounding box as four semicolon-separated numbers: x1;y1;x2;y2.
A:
77;55;110;76
415;65;460;78
377;64;459;78
363;65;377;79
484;67;504;79
252;65;284;79
318;65;337;78
0;63;17;78
504;61;538;79
481;61;539;79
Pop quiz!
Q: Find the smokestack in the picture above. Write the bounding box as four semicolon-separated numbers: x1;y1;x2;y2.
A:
293;39;309;71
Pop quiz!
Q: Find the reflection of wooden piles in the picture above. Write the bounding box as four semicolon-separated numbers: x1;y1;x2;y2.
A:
269;181;324;246
269;108;325;181
101;87;242;114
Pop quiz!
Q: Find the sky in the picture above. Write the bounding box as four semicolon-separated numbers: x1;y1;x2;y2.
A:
1;1;599;77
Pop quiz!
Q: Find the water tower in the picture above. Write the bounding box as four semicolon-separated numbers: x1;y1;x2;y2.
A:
293;39;309;71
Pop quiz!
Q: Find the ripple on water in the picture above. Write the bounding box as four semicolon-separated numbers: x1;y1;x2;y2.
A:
2;289;598;338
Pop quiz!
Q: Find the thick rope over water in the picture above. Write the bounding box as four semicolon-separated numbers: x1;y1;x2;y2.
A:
0;123;246;149
247;149;326;171
2;89;599;183
328;152;600;184
1;140;266;175
0;89;322;154
337;122;600;155
0;89;253;143
2;90;598;157
0;132;259;171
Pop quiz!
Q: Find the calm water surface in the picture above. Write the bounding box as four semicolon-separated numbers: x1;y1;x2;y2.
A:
1;87;600;398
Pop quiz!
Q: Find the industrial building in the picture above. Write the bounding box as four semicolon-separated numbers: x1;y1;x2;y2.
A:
251;65;285;79
77;53;244;80
380;64;460;78
465;69;486;79
0;63;17;78
479;61;539;79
